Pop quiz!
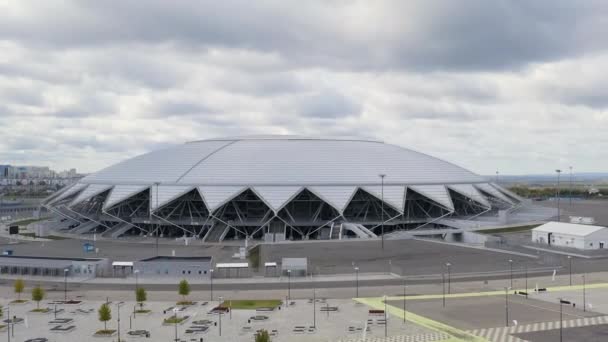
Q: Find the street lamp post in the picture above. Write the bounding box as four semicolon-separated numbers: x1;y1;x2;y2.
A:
379;174;386;250
504;287;510;327
354;266;359;298
312;274;316;329
442;273;446;308
445;263;451;294
287;269;291;301
569;166;573;206
63;268;69;301
524;264;528;299
568;256;572;286
383;295;388;337
173;307;179;341
509;259;513;288
6;305;9;342
134;269;139;290
210;269;214;301
556;169;562;222
154;182;160;256
403;277;407;324
116;302;123;342
218;296;223;337
559;298;564;342
583;274;587;312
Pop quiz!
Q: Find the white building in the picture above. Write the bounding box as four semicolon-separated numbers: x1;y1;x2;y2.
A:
532;222;608;250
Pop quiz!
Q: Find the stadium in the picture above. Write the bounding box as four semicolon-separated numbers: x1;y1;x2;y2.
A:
43;135;523;242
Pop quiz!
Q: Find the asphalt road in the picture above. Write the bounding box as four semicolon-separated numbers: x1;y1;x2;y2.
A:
514;324;608;342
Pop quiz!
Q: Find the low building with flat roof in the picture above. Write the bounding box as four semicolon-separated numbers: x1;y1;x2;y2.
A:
133;256;213;278
0;255;109;277
532;221;608;250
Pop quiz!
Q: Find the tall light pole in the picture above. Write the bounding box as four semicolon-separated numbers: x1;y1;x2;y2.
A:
383;295;388;337
287;269;291;301
524;264;528;299
509;259;513;288
154;181;160;256
582;274;586;312
403;277;407;324
556;169;562;222
218;296;223;337
6;305;9;342
379;174;386;250
312;273;316;329
445;262;451;294
442;273;446;308
354;266;359;298
568;256;572;286
504;287;511;327
116;302;123;342
569;166;573;206
173;307;179;341
63;268;69;301
559;298;564;342
209;269;214;301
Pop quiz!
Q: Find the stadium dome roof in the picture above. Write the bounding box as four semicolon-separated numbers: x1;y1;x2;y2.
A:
49;135;515;213
82;135;484;186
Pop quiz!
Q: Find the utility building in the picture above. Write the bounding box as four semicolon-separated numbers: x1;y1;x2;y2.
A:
532;222;608;250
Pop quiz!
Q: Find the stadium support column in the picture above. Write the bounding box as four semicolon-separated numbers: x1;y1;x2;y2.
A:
379;173;386;250
555;169;562;222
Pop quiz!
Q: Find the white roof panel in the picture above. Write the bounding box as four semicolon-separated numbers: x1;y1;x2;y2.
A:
49;183;88;204
81;140;234;184
533;222;606;237
104;185;149;210
177;137;484;186
448;184;491;208
475;183;514;204
308;186;358;212
69;184;113;207
253;186;302;211
198;186;246;212
150;185;194;211
362;185;406;212
409;185;454;211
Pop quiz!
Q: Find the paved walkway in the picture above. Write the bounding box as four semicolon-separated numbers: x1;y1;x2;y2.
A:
467;315;608;342
337;331;449;342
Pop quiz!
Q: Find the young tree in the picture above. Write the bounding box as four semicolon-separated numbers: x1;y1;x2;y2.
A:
98;303;112;331
178;279;190;302
136;287;147;309
255;329;270;342
32;285;45;308
14;279;25;301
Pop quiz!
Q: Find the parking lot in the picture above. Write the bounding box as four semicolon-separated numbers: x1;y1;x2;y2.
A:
1;297;432;342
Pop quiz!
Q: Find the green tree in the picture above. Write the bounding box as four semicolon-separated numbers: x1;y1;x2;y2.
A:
255;329;270;342
32;285;45;308
178;279;190;302
14;279;25;301
136;287;147;309
98;303;112;331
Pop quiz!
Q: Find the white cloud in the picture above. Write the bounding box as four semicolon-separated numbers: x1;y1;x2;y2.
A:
0;1;607;175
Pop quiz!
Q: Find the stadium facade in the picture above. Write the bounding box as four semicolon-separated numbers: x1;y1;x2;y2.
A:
44;135;523;242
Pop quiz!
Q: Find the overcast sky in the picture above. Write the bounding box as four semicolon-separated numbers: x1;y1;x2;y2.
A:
1;1;607;175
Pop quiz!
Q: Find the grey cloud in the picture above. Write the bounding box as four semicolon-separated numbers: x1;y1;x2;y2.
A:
298;91;361;118
1;1;606;72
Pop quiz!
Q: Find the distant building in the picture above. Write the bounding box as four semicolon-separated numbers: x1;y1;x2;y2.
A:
532;222;608;250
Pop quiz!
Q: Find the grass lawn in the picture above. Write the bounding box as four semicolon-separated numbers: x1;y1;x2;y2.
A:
135;309;151;314
163;316;187;324
94;329;117;335
18;232;69;240
30;308;51;313
10;299;28;304
221;299;282;310
476;224;540;235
